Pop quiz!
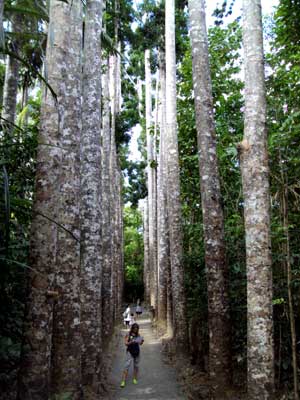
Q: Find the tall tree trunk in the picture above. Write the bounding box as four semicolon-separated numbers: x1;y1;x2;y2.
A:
165;0;188;352
2;13;22;128
145;49;157;309
109;49;122;322
109;0;122;322
116;163;124;316
153;68;158;314
143;198;150;305
240;1;274;398
80;0;102;395
188;0;231;390
17;1;81;397
101;56;113;340
50;0;83;396
157;50;168;331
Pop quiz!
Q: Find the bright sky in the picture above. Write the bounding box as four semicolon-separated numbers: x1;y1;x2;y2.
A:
206;0;279;26
128;0;279;162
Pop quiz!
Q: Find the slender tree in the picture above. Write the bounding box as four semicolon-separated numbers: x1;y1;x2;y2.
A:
109;47;123;322
157;50;168;331
240;0;274;398
143;198;150;304
115;163;124;317
145;49;157;309
108;0;123;323
80;0;102;395
2;13;22;126
165;0;188;351
188;0;231;389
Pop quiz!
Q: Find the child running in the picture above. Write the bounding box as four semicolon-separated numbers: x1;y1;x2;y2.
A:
120;323;144;388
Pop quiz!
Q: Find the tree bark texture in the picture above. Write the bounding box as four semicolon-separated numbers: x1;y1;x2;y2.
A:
109;51;123;323
2;13;22;127
17;1;81;398
101;57;113;341
188;0;232;388
143;199;150;305
116;163;124;318
49;1;83;398
80;0;102;395
165;0;188;352
241;1;274;398
157;50;169;330
145;49;157;310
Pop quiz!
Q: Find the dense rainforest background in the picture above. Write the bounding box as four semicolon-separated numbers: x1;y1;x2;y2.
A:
0;0;300;399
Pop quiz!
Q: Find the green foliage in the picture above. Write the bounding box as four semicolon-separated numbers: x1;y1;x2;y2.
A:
123;206;144;302
0;90;39;394
264;0;300;387
123;159;147;207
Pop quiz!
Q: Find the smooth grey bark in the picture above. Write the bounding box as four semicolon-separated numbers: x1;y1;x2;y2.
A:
80;0;102;395
157;50;169;330
101;57;113;341
50;1;83;398
2;13;22;127
240;1;274;398
17;1;81;398
188;0;232;389
165;0;188;352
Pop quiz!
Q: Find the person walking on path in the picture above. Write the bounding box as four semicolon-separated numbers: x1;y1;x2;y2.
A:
135;299;143;319
123;304;131;327
120;323;144;388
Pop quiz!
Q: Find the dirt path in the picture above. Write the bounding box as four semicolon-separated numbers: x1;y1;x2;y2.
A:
107;314;185;400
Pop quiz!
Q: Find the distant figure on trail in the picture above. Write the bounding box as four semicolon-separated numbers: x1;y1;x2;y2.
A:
129;313;136;327
149;305;155;324
135;299;142;319
123;305;131;327
120;323;144;388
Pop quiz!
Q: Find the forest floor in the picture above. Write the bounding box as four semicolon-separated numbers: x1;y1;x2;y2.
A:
106;313;185;400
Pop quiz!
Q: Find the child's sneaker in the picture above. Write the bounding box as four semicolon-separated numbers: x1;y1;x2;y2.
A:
133;378;138;384
120;380;126;388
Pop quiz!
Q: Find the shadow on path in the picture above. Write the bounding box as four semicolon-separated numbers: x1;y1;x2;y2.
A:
108;314;185;400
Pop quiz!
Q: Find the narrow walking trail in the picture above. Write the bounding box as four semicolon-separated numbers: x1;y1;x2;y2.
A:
108;314;185;400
